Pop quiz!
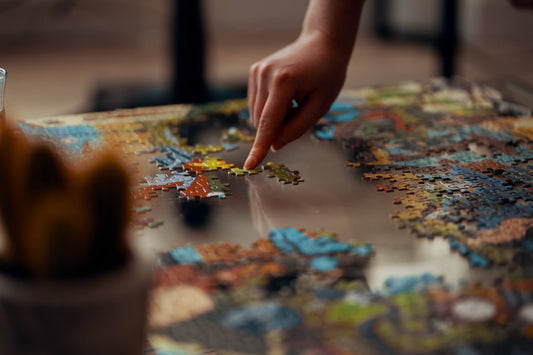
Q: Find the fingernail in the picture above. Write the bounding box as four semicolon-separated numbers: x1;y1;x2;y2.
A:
244;156;254;170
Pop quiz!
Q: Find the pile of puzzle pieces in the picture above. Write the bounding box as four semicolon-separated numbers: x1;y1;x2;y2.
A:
146;227;533;355
314;79;533;270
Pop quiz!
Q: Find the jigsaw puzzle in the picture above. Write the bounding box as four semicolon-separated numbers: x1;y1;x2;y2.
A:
146;227;533;355
314;79;533;270
17;79;533;270
16;78;533;354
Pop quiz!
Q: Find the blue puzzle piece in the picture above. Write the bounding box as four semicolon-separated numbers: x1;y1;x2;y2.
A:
383;272;442;295
169;246;203;265
222;143;239;151
310;256;339;272
315;125;336;140
269;228;354;256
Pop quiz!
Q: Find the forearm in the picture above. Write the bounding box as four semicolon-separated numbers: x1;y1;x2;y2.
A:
301;0;365;60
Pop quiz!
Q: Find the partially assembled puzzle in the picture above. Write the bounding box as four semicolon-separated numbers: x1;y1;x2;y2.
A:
18;78;533;269
313;79;533;271
17;78;533;354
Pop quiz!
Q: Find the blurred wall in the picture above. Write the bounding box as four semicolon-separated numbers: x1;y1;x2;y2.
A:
2;1;532;48
206;0;307;38
0;0;142;44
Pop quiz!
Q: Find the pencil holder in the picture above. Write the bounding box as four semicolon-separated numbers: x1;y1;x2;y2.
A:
0;245;152;355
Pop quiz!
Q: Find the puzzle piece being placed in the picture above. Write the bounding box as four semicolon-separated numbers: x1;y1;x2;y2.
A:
228;167;263;176
264;162;304;185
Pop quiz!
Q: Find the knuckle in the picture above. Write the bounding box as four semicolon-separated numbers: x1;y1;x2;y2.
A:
258;62;274;78
249;62;260;75
272;68;293;86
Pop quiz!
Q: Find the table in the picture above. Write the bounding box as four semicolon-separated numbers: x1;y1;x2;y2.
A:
18;78;533;354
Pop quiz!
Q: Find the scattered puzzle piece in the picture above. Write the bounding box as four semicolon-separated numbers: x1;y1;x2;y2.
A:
264;162;304;185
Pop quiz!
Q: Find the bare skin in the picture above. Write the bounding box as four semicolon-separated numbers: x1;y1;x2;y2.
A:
244;0;365;169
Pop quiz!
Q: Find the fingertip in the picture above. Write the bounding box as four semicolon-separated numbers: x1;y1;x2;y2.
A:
244;148;259;169
244;155;256;170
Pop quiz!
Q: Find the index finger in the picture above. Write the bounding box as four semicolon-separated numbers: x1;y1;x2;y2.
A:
244;92;292;169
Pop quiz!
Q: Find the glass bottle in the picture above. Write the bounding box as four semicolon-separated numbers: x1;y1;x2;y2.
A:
0;68;6;128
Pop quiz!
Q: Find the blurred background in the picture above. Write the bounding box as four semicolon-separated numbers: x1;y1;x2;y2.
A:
0;0;532;120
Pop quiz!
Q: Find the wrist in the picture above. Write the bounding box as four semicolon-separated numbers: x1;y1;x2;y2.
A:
297;29;353;64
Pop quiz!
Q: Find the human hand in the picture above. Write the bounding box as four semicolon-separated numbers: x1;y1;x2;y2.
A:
244;31;351;169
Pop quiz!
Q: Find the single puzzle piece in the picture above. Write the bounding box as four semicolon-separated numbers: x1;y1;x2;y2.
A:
133;217;155;229
264;162;304;185
133;206;152;213
228;167;263;176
